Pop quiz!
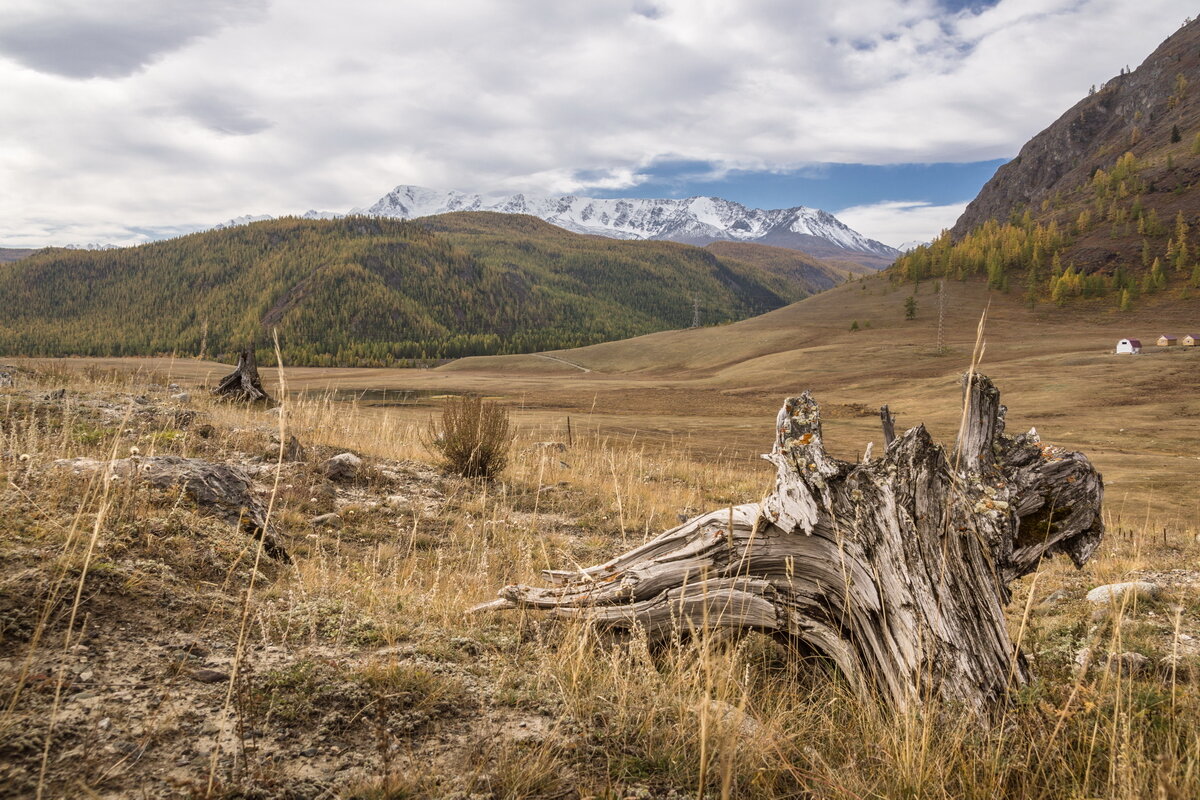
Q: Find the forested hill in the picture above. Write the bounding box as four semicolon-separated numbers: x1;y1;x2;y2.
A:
0;213;824;367
891;18;1200;309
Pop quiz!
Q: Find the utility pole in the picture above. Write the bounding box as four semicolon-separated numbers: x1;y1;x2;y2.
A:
936;281;946;355
691;296;700;328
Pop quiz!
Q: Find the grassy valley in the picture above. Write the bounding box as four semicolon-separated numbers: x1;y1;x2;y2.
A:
4;273;1199;796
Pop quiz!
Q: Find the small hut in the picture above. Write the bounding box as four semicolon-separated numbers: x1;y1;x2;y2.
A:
1157;335;1178;347
1183;334;1199;347
1116;338;1141;354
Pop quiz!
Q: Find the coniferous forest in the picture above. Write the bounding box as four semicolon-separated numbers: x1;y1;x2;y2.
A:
0;213;810;367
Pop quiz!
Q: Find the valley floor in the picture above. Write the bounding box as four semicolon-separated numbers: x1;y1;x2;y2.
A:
4;276;1200;798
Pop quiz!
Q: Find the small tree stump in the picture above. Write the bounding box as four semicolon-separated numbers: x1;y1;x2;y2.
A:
481;374;1103;712
213;348;271;404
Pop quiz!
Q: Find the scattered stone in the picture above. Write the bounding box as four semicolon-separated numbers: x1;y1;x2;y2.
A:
1043;590;1071;604
1086;581;1159;605
1072;646;1093;674
98;718;111;731
51;455;289;560
312;481;338;503
194;423;216;439
43;388;66;401
1105;651;1151;677
311;513;344;529
0;368;15;388
320;453;363;482
78;670;94;683
284;435;305;462
534;441;567;452
170;392;191;403
190;669;230;684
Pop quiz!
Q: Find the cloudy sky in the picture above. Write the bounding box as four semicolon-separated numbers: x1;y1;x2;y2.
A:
1;0;1195;248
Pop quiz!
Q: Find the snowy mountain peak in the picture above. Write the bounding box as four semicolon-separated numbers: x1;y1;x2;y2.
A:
367;185;899;266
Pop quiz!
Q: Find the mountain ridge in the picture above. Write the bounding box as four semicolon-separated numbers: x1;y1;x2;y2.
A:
367;185;899;268
952;18;1200;241
893;17;1200;305
0;213;832;366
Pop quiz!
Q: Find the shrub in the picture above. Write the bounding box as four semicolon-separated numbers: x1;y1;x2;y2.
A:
423;395;513;477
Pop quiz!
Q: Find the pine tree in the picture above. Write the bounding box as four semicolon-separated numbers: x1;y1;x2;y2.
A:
904;296;917;320
1119;288;1132;311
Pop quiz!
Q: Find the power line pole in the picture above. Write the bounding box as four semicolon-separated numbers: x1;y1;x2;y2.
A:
691;296;700;328
936;283;945;355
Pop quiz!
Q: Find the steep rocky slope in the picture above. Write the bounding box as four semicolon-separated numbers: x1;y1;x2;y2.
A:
953;18;1200;240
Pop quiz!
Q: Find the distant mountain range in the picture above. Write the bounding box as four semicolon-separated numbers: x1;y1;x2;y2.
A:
366;186;899;268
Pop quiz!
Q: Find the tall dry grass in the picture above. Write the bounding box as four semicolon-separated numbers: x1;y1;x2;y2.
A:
2;360;1198;798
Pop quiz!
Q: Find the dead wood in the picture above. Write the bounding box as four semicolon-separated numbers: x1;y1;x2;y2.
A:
213;348;271;404
481;374;1103;712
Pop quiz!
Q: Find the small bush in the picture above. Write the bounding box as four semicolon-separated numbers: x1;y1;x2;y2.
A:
423;395;513;477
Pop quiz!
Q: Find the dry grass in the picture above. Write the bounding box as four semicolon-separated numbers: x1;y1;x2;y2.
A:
1;357;1198;799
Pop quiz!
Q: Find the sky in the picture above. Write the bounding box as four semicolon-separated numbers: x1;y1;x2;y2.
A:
1;0;1196;249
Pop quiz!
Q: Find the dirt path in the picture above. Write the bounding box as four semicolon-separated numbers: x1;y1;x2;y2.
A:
533;353;592;372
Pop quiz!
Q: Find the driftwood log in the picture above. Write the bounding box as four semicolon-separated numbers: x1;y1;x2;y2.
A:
483;374;1103;712
214;348;271;404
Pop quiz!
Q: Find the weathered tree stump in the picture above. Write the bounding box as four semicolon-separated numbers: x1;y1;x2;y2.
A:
213;348;271;404
482;374;1103;712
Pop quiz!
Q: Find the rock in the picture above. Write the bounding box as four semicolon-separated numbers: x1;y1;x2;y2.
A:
170;392;191;403
51;455;289;560
692;699;763;738
98;717;111;731
320;452;362;482
1072;647;1093;674
1086;581;1159;605
43;388;66;401
0;369;15;388
1105;651;1151;677
311;513;344;529
190;669;230;684
78;670;93;682
283;435;305;462
534;441;567;452
1043;590;1071;604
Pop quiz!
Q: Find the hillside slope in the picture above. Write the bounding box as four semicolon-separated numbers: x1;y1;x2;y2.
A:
897;18;1200;307
704;241;869;295
953;18;1200;238
0;213;825;366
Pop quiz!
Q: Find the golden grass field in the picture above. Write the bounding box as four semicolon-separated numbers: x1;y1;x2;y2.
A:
3;273;1199;798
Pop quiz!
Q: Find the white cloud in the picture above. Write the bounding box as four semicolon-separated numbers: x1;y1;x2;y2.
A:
0;0;1194;244
836;200;969;248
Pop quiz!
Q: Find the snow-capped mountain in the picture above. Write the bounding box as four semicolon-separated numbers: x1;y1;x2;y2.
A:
367;185;899;267
212;210;342;230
